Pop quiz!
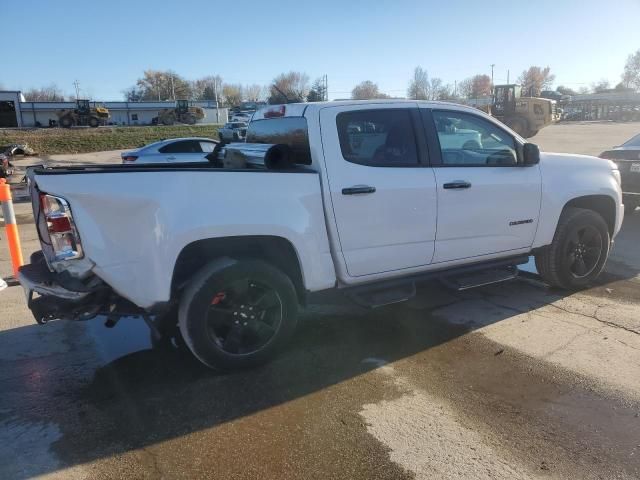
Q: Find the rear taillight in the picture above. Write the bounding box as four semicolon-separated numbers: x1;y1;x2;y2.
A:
40;193;83;261
122;155;138;163
263;105;286;118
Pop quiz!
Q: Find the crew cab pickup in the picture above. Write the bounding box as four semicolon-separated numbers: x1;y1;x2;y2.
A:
19;101;624;369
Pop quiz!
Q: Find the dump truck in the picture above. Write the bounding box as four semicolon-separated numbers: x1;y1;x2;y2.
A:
155;100;205;125
57;100;110;128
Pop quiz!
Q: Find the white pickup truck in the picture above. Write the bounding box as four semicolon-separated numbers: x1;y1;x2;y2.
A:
19;100;624;370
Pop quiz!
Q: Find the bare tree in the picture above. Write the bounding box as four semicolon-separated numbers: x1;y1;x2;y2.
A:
351;80;389;100
407;66;429;100
518;66;555;97
457;78;473;98
591;79;611;93
577;86;591;95
456;75;492;99
222;84;243;107
133;70;192;101
23;84;66;101
191;75;223;102
622;49;640;91
244;84;264;102
268;71;310;103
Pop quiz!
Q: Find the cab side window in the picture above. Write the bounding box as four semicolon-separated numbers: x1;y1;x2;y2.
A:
432;111;518;166
336;109;419;167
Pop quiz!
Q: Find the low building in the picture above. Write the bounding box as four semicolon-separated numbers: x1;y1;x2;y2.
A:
0;92;228;128
0;91;25;127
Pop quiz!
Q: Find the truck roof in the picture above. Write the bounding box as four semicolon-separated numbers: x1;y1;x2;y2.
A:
252;100;489;120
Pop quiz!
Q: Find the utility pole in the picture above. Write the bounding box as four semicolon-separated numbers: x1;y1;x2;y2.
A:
454;80;457;97
73;80;80;100
324;74;329;101
170;74;176;101
507;69;510;84
490;64;495;87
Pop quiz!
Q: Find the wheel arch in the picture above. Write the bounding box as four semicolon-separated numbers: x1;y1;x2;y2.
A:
171;235;306;303
563;194;616;237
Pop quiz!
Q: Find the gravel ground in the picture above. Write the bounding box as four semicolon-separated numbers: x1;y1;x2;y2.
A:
0;121;639;479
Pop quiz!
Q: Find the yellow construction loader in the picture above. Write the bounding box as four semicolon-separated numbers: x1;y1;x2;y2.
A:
489;85;557;138
57;100;110;128
156;100;205;125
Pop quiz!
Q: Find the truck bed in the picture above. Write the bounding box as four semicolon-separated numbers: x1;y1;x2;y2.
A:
29;164;336;309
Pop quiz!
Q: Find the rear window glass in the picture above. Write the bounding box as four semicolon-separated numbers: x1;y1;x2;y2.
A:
246;117;311;164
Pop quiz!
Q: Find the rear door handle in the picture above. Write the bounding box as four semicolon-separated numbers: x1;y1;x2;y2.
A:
342;185;376;195
443;181;472;190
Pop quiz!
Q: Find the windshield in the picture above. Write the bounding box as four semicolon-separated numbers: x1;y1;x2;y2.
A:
622;134;640;147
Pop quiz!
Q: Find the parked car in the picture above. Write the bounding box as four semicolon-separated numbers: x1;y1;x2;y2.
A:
19;100;623;370
230;112;252;123
218;122;248;143
600;133;640;214
121;137;218;164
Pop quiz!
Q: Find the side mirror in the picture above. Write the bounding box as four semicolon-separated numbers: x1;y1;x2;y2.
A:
523;143;540;166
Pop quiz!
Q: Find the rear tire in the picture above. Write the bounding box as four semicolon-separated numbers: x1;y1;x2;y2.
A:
178;258;298;370
535;207;610;289
89;117;100;128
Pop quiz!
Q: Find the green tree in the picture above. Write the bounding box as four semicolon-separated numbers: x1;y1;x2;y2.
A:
307;77;327;102
556;85;577;96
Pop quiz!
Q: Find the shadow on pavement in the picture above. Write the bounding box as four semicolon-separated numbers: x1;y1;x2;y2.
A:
0;216;638;478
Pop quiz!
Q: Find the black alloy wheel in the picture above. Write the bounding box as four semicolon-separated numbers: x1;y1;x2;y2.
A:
206;278;283;355
565;224;603;278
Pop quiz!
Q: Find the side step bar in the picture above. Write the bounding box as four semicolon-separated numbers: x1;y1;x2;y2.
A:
342;255;528;308
440;265;519;291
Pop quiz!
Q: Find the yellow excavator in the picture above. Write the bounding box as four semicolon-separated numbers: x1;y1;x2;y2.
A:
57;99;110;128
156;100;205;125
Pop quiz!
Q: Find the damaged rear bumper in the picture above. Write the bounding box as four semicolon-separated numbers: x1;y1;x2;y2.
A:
18;252;110;324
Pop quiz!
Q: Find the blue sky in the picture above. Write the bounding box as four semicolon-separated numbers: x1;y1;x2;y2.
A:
2;0;639;100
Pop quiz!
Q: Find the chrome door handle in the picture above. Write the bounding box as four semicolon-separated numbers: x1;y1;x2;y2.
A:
342;185;376;195
167;156;176;160
443;181;471;189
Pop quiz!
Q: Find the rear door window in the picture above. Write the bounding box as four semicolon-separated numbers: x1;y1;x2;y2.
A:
336;109;419;167
159;140;203;154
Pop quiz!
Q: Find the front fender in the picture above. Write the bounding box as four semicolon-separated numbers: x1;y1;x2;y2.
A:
532;153;623;248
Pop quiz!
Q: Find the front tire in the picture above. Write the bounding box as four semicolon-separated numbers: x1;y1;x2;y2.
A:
178;259;298;370
535;207;610;289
